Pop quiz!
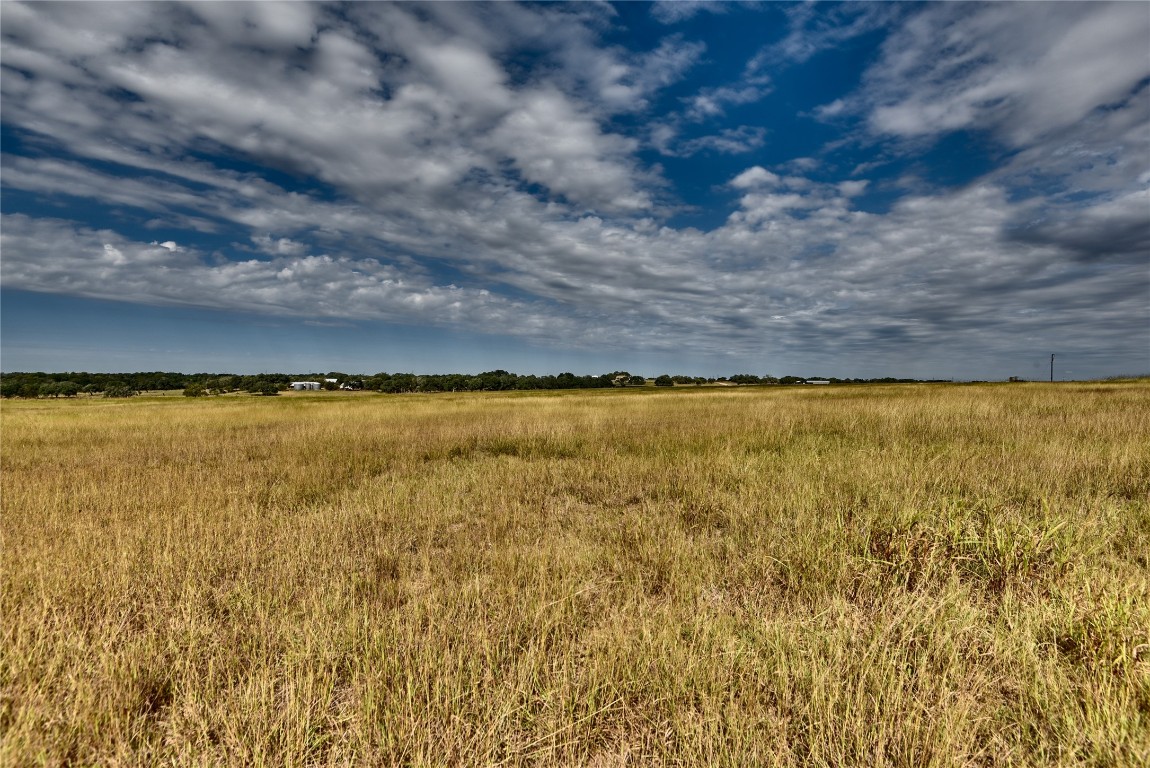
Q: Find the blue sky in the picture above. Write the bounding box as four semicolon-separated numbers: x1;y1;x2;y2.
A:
2;1;1147;379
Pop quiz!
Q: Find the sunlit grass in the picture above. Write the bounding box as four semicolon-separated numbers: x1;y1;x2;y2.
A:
2;382;1148;765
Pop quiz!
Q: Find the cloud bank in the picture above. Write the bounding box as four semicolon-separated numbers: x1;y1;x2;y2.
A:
1;1;1146;377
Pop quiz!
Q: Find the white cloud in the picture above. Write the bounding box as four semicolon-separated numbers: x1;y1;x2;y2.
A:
780;157;820;173
641;36;772;158
490;87;650;211
752;3;900;69
252;235;308;257
0;1;668;215
814;98;847;120
649;122;680;155
850;160;884;177
1;214;536;331
410;39;513;117
184;1;319;50
672;126;767;157
730;166;779;189
837;180;868;197
651;2;727;25
685;80;771;121
860;3;1150;147
628;36;707;105
102;243;126;266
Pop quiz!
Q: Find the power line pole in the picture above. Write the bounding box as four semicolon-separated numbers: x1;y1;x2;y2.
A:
1050;353;1055;383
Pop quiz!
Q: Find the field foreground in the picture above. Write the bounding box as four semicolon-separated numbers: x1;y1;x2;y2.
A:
2;383;1148;766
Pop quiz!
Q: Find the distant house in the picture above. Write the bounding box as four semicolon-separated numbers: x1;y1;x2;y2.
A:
804;379;831;385
291;381;321;391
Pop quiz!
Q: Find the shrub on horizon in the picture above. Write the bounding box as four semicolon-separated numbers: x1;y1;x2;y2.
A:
103;385;136;398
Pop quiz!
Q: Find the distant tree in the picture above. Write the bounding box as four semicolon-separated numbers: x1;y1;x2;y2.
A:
244;377;283;395
418;376;445;393
184;384;207;397
364;373;390;391
627;375;646;386
380;373;417;393
104;384;136;398
395;373;418;393
591;374;615;389
442;374;468;392
209;376;235;394
56;381;79;397
130;371;184;391
654;375;674;387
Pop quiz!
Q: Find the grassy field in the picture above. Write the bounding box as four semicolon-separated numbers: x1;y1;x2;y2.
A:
2;382;1148;766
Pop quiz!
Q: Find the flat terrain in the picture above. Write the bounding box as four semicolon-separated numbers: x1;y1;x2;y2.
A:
2;383;1148;766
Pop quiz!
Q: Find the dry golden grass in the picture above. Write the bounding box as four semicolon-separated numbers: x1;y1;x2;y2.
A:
2;382;1148;766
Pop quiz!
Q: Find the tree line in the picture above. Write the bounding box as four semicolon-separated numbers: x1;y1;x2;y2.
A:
1;370;947;398
0;371;289;398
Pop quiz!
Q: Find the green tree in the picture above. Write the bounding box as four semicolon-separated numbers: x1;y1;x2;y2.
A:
209;376;236;394
386;374;418;393
104;384;136;398
654;375;674;387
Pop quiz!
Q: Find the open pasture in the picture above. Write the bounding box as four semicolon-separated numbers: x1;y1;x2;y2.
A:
2;382;1148;766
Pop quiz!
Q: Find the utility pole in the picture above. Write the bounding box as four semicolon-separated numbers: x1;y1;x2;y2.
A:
1050;354;1055;383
